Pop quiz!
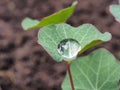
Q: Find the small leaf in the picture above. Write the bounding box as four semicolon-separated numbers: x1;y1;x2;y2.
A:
62;49;120;90
21;1;77;30
110;5;120;23
21;17;39;30
38;23;111;62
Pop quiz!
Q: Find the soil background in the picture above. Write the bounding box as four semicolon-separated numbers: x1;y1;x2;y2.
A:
0;0;120;90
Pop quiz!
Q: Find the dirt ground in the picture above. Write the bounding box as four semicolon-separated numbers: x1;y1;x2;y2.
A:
0;0;120;90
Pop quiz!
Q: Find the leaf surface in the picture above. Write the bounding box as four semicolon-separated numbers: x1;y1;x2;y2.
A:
22;1;77;30
62;49;120;90
110;5;120;22
38;23;111;62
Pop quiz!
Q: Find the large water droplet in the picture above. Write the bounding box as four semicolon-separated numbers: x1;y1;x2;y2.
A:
57;39;81;60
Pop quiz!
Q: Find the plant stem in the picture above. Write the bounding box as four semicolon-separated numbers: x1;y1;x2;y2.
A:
67;61;75;90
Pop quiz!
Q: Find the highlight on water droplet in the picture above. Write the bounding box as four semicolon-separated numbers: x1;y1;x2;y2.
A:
57;39;81;61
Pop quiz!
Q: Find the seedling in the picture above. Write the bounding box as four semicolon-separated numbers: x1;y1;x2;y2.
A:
22;1;120;90
22;1;77;30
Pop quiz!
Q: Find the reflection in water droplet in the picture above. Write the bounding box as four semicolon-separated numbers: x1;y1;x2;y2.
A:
57;39;81;60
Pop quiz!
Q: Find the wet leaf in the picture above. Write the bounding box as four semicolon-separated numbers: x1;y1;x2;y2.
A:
38;23;111;62
62;49;120;90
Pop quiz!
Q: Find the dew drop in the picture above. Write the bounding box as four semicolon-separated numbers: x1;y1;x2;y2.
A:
57;39;81;60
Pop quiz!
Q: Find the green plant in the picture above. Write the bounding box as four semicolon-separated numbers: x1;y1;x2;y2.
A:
22;1;120;90
110;0;120;22
22;1;77;30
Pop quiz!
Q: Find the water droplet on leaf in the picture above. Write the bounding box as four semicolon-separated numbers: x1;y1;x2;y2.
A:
57;39;81;61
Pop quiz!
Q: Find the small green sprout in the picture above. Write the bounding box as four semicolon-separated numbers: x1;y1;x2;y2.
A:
22;1;120;90
22;1;77;30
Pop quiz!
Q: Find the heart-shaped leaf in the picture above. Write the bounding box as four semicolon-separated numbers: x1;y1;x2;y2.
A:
110;5;120;23
62;49;120;90
38;23;111;62
22;1;77;30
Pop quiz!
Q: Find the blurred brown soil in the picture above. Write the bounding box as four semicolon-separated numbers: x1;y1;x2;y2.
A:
0;0;120;90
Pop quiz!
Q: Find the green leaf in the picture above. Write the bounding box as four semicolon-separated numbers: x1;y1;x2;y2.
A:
21;17;39;30
38;23;111;62
79;40;102;54
110;5;120;23
62;49;120;90
21;1;77;30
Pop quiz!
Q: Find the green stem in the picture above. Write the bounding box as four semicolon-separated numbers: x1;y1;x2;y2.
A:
67;61;75;90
